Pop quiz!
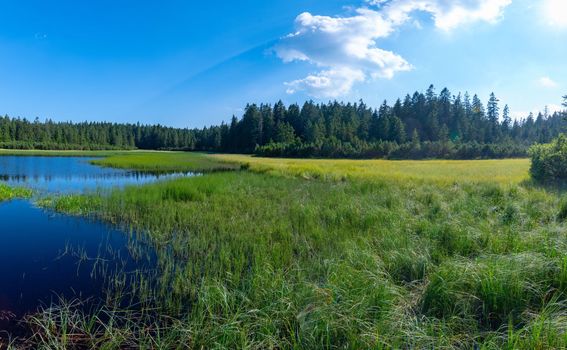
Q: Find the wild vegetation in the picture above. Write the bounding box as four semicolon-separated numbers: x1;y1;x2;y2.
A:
11;151;562;349
90;151;240;173
2;96;566;348
0;183;32;202
1;87;565;159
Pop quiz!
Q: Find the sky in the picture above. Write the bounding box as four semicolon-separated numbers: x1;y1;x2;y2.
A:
0;0;565;128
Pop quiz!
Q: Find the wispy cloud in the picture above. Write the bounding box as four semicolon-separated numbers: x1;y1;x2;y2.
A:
538;76;559;88
276;0;512;98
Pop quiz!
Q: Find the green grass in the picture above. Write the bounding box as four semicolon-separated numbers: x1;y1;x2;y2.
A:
90;151;240;173
35;157;567;349
0;183;32;202
213;154;531;184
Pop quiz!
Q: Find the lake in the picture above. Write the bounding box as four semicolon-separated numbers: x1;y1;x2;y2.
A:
0;156;179;332
0;155;188;194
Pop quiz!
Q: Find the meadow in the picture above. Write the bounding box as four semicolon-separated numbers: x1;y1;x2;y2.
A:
213;154;531;183
12;151;562;349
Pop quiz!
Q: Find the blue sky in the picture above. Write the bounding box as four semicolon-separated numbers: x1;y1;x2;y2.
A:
0;0;565;128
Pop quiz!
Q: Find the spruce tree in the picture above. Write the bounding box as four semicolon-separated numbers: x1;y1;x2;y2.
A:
502;105;511;131
486;93;500;142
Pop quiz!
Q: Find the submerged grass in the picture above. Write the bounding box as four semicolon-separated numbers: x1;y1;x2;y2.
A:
33;157;567;349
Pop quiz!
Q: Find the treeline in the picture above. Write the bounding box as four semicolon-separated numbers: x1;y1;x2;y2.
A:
1;85;565;159
0;118;197;150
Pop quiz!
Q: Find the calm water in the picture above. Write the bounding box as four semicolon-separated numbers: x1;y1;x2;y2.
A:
0;156;188;194
0;156;175;331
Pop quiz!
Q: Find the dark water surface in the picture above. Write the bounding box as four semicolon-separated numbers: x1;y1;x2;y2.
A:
0;200;138;315
0;156;172;332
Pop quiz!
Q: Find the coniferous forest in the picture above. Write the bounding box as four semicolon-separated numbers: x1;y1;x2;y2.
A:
1;86;565;159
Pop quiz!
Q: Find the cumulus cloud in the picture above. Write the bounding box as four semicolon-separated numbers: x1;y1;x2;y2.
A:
277;0;512;98
285;67;366;98
538;76;559;88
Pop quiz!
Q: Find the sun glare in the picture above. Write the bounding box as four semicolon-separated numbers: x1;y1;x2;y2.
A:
544;0;567;28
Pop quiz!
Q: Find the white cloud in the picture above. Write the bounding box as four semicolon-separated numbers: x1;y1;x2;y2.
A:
285;67;366;98
542;0;567;28
373;0;512;31
277;0;512;98
538;76;559;88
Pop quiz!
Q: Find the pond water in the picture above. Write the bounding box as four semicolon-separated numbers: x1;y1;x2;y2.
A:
0;156;187;194
0;156;178;332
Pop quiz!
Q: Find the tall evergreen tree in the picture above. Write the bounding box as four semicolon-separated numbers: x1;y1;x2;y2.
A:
502;105;511;131
486;93;500;141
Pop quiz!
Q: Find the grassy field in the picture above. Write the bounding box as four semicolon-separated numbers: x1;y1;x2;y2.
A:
212;154;531;184
26;152;567;349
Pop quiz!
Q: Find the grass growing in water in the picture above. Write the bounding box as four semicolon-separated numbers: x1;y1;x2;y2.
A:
35;159;567;349
91;151;240;173
0;183;32;202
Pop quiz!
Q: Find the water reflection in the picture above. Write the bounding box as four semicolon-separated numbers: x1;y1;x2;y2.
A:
0;200;154;330
0;156;191;194
0;156;173;333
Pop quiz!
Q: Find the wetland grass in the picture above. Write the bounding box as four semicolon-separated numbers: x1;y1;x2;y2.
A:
0;183;32;202
90;152;240;173
33;158;567;349
212;154;531;184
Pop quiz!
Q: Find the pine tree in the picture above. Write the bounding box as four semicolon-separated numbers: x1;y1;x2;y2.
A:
487;93;499;121
239;104;263;152
411;128;420;145
274;122;296;144
502;105;511;131
425;85;440;141
260;104;275;144
438;124;449;142
389;116;406;144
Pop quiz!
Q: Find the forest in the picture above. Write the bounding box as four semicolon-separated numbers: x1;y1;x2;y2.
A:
1;86;565;159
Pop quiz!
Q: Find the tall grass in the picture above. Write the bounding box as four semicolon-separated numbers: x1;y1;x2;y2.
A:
33;166;567;349
212;154;531;184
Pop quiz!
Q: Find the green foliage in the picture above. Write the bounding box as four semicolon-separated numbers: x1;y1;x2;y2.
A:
529;134;567;182
256;139;528;160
